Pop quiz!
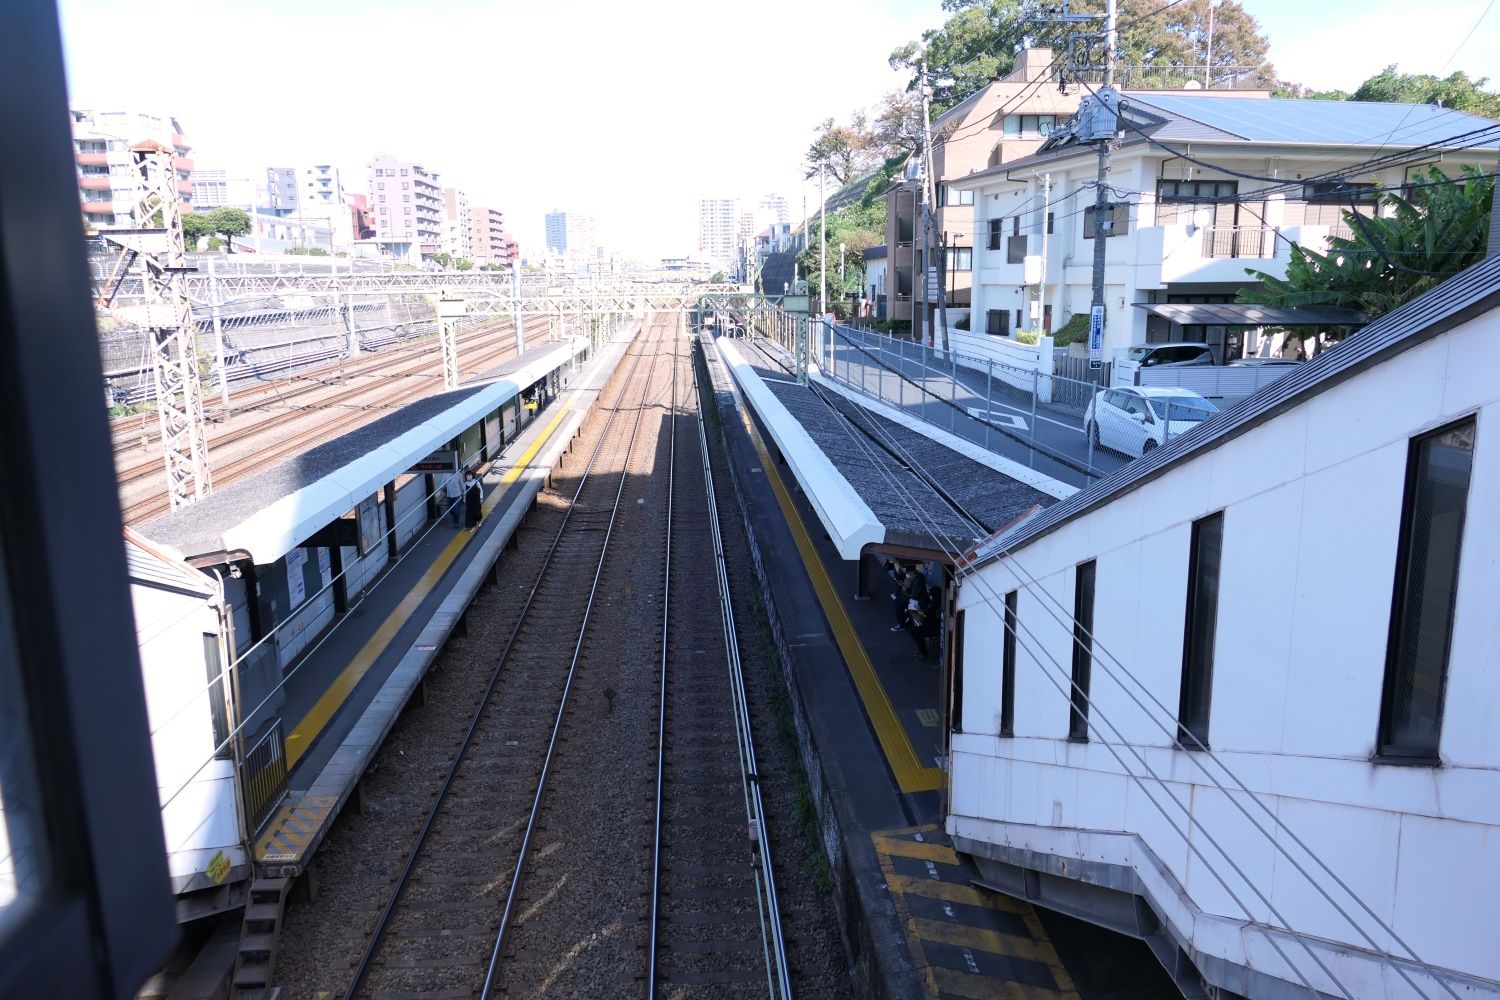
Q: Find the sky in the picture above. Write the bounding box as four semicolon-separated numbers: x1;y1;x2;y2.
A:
56;0;1500;262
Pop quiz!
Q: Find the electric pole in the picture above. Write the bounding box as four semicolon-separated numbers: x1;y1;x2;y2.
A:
918;54;951;354
819;161;827;317
1087;0;1119;369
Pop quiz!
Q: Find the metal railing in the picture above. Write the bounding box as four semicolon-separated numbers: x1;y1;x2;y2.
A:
241;720;288;833
1201;225;1277;259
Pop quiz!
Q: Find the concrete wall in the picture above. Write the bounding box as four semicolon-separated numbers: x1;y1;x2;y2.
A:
950;308;1500;996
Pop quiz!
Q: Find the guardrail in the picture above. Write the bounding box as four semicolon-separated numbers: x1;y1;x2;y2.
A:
242;720;288;834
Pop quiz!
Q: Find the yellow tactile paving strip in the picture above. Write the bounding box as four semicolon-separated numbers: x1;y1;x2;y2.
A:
732;395;942;793
256;794;338;864
282;401;575;769
873;825;1080;1000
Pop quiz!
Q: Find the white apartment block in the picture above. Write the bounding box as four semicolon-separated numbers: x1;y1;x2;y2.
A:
697;197;738;265
71;107;193;229
949;255;1500;998
952;93;1500;358
544;210;595;263
442;187;472;260
190;169;258;211
368;154;444;258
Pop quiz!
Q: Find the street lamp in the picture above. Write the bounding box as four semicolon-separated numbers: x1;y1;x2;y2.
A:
838;241;846;282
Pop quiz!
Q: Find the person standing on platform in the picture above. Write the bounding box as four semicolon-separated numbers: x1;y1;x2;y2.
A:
443;469;463;527
464;470;482;529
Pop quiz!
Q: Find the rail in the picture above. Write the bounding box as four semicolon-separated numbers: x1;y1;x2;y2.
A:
241;721;288;833
1200;225;1277;259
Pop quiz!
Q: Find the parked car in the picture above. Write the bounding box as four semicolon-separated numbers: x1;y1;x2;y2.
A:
1226;356;1303;367
1084;386;1219;457
1123;343;1216;368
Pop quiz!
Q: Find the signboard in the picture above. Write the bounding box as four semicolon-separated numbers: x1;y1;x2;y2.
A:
925;266;941;300
409;449;458;474
357;494;381;554
1089;305;1105;369
286;547;308;607
205;850;231;885
317;548;331;588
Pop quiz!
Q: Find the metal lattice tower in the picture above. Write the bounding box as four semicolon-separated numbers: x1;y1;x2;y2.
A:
117;140;212;509
436;294;466;390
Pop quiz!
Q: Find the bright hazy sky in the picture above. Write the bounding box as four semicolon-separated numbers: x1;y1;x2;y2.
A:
57;0;1500;261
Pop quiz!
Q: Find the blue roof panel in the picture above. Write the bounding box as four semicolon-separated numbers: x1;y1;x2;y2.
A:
1125;95;1500;148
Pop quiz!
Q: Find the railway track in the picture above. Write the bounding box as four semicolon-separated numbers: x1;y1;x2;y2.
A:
117;321;525;524
342;316;677;999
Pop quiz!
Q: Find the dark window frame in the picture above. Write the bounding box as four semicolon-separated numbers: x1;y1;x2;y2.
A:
1375;418;1476;764
1083;202;1130;239
1069;561;1096;741
953;609;966;733
986;309;1009;337
1178;512;1224;750
987;217;1002;251
1001;591;1017;737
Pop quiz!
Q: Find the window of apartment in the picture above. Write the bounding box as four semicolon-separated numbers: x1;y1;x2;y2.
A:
985;309;1009;337
400;168;408;176
1178;512;1224;749
943;185;975;207
402;182;409;190
378;195;386;203
404;207;411;215
1007;234;1028;264
1001;590;1017;737
1069;560;1096;741
1377;418;1475;762
1083;202;1130;239
1015;309;1024;331
987;217;1003;251
1303;180;1379;204
1159;179;1238;202
946;246;972;271
403;194;410;202
1002;114;1057;137
1046;211;1055;235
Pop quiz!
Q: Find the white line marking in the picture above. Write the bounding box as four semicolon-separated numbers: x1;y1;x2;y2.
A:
964;407;1028;430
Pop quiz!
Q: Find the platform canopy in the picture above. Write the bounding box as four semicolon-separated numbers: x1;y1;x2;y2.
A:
1134;302;1369;327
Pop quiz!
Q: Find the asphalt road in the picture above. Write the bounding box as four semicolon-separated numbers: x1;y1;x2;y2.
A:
821;329;1133;491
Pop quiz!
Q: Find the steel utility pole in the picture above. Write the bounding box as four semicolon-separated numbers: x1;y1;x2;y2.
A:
919;54;951;354
436;294;465;390
819;161;827;317
510;261;525;354
1087;0;1120;370
1039;173;1052;336
125;139;212;509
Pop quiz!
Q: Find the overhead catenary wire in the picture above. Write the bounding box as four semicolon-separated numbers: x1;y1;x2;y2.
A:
738;331;1356;998
783;325;1457;998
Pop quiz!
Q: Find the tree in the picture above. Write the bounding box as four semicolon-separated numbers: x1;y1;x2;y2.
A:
455;258;475;271
892;0;1274;114
871;91;927;160
1352;65;1500;118
432;251;453;269
805;114;877;185
204;207;251;253
1239;165;1494;320
182;212;213;250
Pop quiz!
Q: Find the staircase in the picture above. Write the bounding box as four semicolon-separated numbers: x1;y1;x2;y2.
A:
230;877;291;999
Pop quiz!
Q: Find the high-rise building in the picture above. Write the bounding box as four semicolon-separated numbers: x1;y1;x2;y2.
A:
266;164;353;248
190;168;258;211
442;187;472;259
697;197;738;264
70;107;193;230
757;193;790;228
368;154;444;259
544;210;595;260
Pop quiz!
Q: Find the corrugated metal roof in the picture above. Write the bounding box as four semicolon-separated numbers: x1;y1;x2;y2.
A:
967;253;1500;569
1135;302;1369;326
124;529;213;596
1125;95;1500;148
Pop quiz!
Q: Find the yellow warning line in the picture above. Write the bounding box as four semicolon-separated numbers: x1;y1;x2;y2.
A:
909;916;1058;963
732;398;941;793
283;401;575;770
932;967;1073;1000
871;833;960;864
884;874;993;908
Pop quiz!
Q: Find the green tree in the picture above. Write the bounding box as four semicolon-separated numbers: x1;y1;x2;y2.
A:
1239;165;1494;320
432;251;453;268
1351;65;1500;118
455;258;475;271
182;212;213;250
805;113;877;184
204;207;251;253
892;0;1274;115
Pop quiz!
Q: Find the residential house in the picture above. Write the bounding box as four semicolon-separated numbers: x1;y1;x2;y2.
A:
884;48;1080;333
951;94;1500;360
947;253;1500;998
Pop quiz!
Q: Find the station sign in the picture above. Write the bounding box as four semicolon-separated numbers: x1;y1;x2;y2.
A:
409;449;459;474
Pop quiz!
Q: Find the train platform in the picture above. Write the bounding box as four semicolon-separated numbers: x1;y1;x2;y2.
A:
704;333;1171;1000
246;329;636;877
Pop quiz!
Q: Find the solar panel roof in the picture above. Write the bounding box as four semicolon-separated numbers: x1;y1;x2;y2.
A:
1126;95;1500;148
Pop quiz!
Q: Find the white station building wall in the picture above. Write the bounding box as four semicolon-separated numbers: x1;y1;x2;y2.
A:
950;308;1500;996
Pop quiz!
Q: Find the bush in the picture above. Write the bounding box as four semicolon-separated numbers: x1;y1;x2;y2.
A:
954;313;970;330
872;318;911;335
1016;330;1039;345
1051;312;1090;347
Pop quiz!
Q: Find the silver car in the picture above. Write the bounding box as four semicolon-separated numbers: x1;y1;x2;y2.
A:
1084;386;1218;457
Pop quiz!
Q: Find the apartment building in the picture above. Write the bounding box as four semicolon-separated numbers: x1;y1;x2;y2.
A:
697;197;739;266
71;107;193;229
442;187;472;260
368;154;444;259
951;94;1500;359
544;210;596;261
467;205;516;268
948;253;1500;999
885;48;1078;331
190;168;258;211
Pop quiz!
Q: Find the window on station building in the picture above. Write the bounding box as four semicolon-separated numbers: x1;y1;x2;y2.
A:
1178;512;1223;749
1069;560;1096;741
1377;418;1475;762
1001;590;1017;737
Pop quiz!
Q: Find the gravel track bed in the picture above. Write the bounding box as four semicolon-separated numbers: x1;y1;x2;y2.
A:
271;321;665;998
489;326;684;996
117;323;519;519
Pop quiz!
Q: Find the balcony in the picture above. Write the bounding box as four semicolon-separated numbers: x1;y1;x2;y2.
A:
1200;225;1275;259
78;175;111;191
76;152;109;167
81;199;116;213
